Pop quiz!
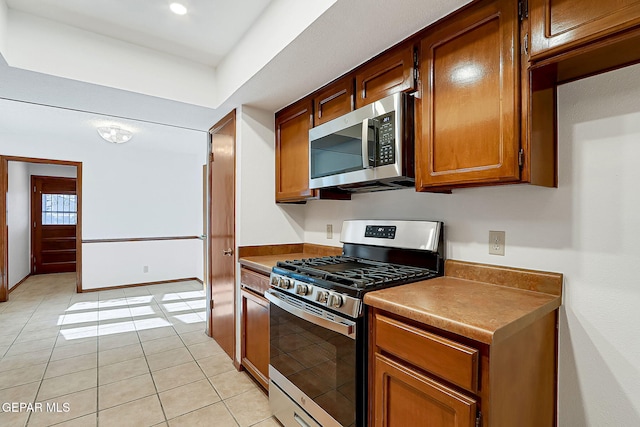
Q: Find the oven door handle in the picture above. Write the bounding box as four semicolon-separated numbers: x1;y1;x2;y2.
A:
265;290;356;339
294;413;312;427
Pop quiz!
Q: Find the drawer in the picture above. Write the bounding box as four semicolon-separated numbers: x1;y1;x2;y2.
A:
240;267;270;295
374;314;479;392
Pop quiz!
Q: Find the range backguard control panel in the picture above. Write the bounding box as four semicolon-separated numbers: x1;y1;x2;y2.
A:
365;225;397;239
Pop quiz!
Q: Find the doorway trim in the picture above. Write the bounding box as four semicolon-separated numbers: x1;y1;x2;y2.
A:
0;155;83;302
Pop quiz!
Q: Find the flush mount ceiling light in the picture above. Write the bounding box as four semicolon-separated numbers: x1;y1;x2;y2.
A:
97;126;133;144
170;2;188;15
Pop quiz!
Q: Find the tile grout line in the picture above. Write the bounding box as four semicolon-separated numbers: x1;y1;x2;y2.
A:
132;291;173;426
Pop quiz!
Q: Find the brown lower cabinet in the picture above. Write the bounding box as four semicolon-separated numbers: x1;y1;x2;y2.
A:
240;267;270;390
370;308;558;426
374;354;477;427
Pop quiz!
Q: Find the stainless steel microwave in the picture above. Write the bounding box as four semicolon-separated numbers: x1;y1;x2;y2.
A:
308;92;415;192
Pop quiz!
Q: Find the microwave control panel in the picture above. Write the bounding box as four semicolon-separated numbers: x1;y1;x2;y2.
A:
376;112;395;165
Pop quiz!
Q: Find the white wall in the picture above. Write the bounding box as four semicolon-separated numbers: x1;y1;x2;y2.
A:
80;147;205;289
0;102;206;290
234;105;306;361
83;239;202;289
301;64;640;426
236;105;305;247
7;161;30;288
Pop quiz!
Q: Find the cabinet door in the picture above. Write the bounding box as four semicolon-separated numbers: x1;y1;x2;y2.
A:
313;75;354;126
529;0;640;60
373;353;477;427
241;288;269;390
416;0;521;189
275;98;316;202
355;45;415;108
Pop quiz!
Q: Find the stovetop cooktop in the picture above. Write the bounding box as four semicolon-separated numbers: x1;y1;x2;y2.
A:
275;256;437;290
268;220;444;318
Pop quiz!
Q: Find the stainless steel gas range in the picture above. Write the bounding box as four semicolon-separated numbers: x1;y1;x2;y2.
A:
266;220;444;427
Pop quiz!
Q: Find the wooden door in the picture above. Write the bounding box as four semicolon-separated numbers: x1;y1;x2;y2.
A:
355;44;416;108
275;98;316;202
373;354;477;427
416;0;521;189
31;176;77;274
529;0;640;61
208;110;236;360
240;288;269;389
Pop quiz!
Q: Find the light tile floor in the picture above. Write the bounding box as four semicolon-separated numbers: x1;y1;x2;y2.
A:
0;273;280;427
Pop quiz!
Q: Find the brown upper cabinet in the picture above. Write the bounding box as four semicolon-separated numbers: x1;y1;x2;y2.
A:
529;0;640;61
355;43;416;108
313;75;354;126
275;98;316;203
416;0;527;189
275;0;640;197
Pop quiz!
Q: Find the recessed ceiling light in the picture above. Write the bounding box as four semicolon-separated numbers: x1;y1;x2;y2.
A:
170;3;188;15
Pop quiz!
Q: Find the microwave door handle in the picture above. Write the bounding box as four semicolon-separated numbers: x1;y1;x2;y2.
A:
362;118;372;169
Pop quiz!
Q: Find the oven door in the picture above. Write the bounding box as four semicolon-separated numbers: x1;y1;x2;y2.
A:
266;288;358;427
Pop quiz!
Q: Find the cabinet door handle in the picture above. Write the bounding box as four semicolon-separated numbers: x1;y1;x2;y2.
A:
222;248;233;256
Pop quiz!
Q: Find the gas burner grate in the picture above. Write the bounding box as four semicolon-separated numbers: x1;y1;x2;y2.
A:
276;256;437;290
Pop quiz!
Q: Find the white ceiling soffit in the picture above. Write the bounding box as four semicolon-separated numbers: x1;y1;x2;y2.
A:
0;58;218;131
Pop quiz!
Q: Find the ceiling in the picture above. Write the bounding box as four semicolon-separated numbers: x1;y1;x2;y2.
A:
5;0;273;67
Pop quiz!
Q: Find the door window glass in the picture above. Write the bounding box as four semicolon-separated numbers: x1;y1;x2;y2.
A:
42;194;77;225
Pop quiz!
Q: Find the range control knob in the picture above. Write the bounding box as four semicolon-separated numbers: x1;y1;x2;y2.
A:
281;278;293;289
270;276;280;287
328;293;344;308
295;284;309;295
316;291;329;304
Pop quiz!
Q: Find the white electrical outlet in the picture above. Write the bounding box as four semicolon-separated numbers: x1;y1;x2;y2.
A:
489;231;505;256
326;224;333;239
143;265;149;273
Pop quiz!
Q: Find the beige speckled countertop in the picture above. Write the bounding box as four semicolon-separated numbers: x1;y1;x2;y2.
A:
364;260;563;345
238;243;342;275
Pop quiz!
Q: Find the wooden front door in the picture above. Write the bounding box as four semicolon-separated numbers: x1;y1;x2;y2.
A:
31;176;77;274
207;110;236;360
